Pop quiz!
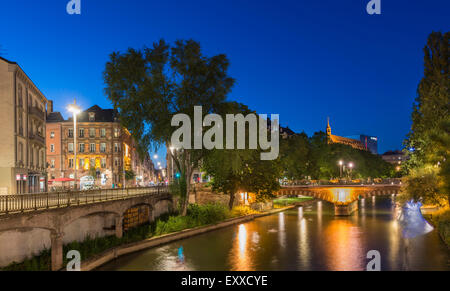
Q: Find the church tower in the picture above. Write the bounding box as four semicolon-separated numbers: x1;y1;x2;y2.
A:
326;117;332;143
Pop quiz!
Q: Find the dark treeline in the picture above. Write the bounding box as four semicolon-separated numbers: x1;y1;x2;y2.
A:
280;131;395;181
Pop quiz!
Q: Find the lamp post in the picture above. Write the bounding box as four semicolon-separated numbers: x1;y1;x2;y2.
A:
348;162;354;180
338;160;343;178
68;100;81;190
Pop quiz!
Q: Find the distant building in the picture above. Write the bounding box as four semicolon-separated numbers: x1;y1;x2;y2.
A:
326;118;366;151
46;105;156;189
381;150;407;167
0;56;48;194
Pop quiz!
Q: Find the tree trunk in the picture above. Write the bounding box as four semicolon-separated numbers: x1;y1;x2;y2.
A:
228;192;235;210
181;152;192;216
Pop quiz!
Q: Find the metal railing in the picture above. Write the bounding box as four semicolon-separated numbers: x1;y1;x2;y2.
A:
0;186;169;216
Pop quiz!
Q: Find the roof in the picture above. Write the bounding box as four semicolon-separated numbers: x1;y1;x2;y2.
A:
68;105;119;123
46;112;65;123
280;126;296;136
382;150;403;156
329;134;366;151
0;56;17;65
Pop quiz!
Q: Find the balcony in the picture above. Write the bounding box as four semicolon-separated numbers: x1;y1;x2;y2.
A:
29;131;45;145
28;106;45;120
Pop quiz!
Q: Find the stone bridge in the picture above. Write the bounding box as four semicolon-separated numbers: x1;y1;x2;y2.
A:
0;188;172;270
278;184;401;215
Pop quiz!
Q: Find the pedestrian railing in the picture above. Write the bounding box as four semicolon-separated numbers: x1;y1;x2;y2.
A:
0;186;169;215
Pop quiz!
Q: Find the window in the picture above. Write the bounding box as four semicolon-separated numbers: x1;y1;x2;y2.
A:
90;143;96;153
18;115;23;135
79;143;85;153
114;157;119;167
90;158;96;168
101;158;106;168
80;159;85;168
68;129;73;138
18;85;23;107
100;143;106;153
89;128;95;138
50;144;55;152
114;143;119;153
68;143;74;153
79;129;85;138
18;142;23;162
69;159;74;168
51;160;55;168
50;131;55;139
100;128;106;137
89;113;95;122
114;128;120;138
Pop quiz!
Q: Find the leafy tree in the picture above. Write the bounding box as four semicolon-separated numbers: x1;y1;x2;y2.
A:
104;39;234;215
202;101;281;208
125;170;136;181
89;167;96;179
404;31;449;170
279;132;309;180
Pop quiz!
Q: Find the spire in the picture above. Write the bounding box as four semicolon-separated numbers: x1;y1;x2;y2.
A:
326;117;332;140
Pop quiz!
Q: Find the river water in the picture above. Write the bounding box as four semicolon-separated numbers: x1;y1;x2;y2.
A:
98;196;449;271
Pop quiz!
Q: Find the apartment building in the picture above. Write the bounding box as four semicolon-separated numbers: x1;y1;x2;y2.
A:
0;57;48;194
46;104;155;189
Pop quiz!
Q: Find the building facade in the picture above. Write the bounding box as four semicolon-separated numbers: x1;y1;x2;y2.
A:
46;105;155;190
326;118;377;153
381;150;407;169
0;57;48;194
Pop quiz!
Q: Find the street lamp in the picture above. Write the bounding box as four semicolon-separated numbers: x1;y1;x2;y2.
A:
338;160;343;178
68;100;81;190
348;162;354;180
153;154;158;159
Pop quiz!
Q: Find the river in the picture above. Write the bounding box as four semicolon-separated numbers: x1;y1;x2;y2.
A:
98;196;449;271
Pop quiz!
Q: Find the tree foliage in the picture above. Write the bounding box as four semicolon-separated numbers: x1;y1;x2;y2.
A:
402;31;449;206
280;131;394;181
104;39;234;215
404;31;449;170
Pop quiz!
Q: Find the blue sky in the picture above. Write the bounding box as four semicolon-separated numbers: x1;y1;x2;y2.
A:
1;0;449;165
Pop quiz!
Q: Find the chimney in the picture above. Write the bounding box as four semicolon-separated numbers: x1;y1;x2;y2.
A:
47;100;53;115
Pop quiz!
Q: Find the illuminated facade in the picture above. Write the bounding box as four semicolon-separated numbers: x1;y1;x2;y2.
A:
326;118;377;153
46;105;155;188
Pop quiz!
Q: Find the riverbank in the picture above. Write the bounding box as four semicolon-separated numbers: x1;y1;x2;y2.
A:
424;208;450;249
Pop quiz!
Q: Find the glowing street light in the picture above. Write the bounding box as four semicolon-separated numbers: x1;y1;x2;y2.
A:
67;100;81;190
348;162;354;180
153;154;158;159
338;160;344;178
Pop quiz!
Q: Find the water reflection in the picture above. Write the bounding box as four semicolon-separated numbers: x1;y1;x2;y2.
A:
324;220;364;271
231;224;253;271
298;217;310;269
278;213;286;248
98;197;449;271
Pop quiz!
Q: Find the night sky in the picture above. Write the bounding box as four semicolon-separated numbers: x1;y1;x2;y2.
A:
1;0;449;165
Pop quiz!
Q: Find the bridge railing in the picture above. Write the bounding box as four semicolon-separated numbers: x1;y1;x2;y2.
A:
0;186;169;215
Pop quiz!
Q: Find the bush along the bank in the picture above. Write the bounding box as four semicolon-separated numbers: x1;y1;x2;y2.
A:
430;208;450;247
1;203;236;271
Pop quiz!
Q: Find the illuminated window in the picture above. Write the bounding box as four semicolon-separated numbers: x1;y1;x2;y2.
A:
100;128;106;137
100;143;106;153
68;143;74;153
